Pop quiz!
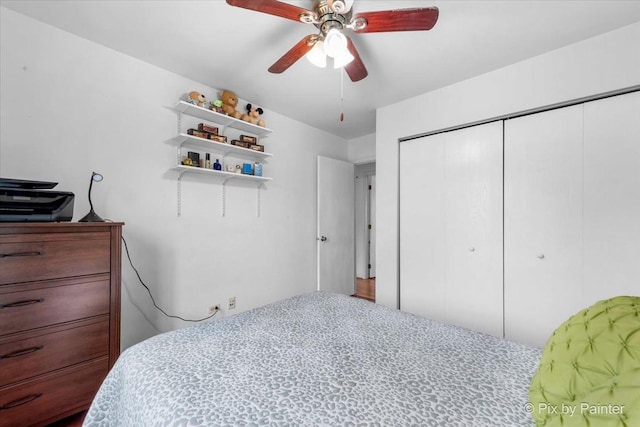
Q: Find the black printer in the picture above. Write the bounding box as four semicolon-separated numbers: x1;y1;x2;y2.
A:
0;178;74;222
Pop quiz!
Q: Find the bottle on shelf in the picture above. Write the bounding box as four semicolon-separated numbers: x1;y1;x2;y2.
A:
214;159;222;171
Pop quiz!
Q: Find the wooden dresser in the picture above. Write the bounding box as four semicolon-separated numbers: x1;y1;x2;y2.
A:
0;222;122;427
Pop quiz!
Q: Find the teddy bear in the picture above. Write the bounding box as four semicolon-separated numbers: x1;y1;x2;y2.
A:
220;90;242;119
187;91;208;108
241;103;265;127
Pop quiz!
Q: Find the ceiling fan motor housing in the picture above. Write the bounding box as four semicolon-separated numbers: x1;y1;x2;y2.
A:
310;0;353;36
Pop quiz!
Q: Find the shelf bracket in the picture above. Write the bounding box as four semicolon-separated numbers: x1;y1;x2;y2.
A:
177;170;185;217
176;112;185;165
256;182;264;218
221;178;230;217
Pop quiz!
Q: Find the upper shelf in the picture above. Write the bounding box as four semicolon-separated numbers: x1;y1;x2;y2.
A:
173;101;273;137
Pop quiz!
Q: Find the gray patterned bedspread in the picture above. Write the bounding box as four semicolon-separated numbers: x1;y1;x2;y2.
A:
84;291;541;426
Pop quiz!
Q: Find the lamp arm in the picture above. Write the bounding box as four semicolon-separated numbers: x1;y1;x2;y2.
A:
87;176;95;211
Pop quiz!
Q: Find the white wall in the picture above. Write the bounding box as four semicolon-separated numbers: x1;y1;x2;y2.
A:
0;7;348;349
348;132;375;164
376;22;640;309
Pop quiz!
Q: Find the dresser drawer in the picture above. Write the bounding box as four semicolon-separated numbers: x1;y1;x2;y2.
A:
0;277;110;335
0;357;108;427
0;317;109;386
0;231;110;285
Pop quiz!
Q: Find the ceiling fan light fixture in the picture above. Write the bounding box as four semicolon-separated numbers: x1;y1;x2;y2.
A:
306;40;327;68
333;49;354;68
328;0;354;14
323;28;347;58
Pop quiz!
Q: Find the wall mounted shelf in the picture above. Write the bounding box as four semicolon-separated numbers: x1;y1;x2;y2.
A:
170;99;273;217
173;133;272;161
171;165;271;184
173;101;273;136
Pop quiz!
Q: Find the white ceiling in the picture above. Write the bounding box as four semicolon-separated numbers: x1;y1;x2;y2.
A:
2;1;640;140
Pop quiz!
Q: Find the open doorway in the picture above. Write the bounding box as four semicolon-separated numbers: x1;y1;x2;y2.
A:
353;162;376;301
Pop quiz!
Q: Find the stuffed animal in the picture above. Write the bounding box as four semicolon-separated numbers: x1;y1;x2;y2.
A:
209;99;225;114
241;103;265;127
187;91;208;108
220;90;242;119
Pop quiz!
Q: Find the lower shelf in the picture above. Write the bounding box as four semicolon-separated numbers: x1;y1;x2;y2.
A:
171;165;271;183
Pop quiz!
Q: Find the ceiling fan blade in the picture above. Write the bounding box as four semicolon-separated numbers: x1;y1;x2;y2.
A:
344;36;367;82
352;7;439;33
268;35;317;74
226;0;314;23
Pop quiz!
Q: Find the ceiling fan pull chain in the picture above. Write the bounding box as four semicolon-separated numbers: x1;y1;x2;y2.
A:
340;67;345;122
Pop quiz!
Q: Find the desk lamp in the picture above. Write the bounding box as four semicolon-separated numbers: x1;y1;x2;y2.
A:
79;171;104;222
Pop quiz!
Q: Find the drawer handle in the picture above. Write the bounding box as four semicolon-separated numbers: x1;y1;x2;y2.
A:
0;393;43;410
0;298;45;309
0;345;44;360
0;250;44;258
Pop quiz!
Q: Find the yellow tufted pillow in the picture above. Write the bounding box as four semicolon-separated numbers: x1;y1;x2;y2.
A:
528;296;640;427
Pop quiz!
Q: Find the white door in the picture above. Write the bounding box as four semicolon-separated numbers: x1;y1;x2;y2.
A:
317;156;355;295
400;133;447;322
444;122;503;337
583;91;640;302
400;122;503;337
504;104;585;347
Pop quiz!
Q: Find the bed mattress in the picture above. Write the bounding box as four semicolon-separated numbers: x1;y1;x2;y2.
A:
84;291;541;426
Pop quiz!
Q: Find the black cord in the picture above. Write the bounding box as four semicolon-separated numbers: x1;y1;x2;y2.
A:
121;235;218;322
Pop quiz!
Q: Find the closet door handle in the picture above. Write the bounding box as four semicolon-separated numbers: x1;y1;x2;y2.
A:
0;345;44;360
0;393;43;410
537;253;545;259
0;298;44;309
0;250;44;258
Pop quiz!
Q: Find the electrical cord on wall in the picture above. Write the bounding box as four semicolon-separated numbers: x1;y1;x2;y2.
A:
121;235;218;322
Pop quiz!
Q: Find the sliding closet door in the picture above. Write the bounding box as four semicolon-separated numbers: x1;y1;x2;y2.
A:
583;91;640;301
444;122;503;337
504;105;585;347
400;122;503;337
400;133;446;322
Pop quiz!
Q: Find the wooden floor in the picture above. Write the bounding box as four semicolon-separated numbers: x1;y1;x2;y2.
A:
45;410;86;427
352;277;375;302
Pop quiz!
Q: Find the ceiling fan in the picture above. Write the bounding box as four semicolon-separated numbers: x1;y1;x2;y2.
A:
226;0;439;82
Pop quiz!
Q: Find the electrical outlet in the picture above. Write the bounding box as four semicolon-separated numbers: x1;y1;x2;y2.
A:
228;296;236;310
209;304;221;315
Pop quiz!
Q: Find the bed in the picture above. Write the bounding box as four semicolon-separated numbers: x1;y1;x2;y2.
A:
83;291;541;426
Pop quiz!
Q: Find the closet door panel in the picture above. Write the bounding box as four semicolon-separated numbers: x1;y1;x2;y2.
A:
583;91;640;301
444;122;504;337
400;134;446;321
504;105;584;347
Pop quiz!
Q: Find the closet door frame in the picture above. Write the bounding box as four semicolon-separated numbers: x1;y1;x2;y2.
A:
397;87;640;346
